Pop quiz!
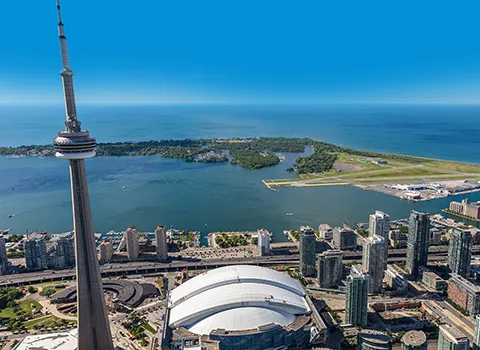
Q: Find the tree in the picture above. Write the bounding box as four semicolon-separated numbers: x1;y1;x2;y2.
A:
27;286;37;294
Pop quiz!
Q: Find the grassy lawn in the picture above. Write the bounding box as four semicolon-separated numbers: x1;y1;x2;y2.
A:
340;167;448;179
40;285;66;297
19;300;42;314
423;160;480;174
23;315;76;329
144;322;156;334
334;153;388;169
0;308;17;319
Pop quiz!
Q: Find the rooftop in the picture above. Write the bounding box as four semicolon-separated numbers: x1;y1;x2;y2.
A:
440;324;468;343
402;330;427;346
358;330;392;345
13;329;77;350
168;265;310;335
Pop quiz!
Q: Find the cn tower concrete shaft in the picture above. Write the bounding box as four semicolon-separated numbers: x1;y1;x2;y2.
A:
69;160;114;350
52;1;114;349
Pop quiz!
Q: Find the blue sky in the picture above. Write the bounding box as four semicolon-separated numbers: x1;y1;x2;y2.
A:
1;0;480;105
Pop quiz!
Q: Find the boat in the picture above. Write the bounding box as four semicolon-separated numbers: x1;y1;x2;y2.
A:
283;230;289;236
7;214;14;218
286;213;293;216
0;229;10;234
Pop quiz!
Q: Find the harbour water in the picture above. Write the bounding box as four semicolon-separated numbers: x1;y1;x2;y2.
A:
1;104;480;243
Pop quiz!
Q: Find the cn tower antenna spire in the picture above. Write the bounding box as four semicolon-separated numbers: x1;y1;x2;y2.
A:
56;0;79;132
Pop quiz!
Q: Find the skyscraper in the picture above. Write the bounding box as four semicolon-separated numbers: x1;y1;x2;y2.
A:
369;211;390;264
125;227;140;260
24;233;48;271
363;235;386;294
473;315;480;350
155;225;168;262
317;250;343;288
300;226;316;277
51;2;114;349
406;211;430;278
257;229;271;256
448;228;472;278
0;235;8;275
332;227;357;250
56;232;75;267
345;271;369;326
99;238;114;264
437;325;469;350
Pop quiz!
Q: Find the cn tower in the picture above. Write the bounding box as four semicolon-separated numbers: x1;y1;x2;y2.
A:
52;1;114;349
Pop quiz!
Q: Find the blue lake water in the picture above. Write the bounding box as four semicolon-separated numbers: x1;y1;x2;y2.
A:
1;104;480;242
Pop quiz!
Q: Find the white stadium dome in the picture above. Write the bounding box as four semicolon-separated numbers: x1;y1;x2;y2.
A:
168;265;311;335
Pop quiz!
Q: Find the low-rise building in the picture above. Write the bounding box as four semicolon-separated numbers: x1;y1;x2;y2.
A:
318;224;333;240
422;271;447;292
385;267;408;293
449;199;480;220
357;330;392;350
402;330;427;350
447;273;480;315
332;227;357;250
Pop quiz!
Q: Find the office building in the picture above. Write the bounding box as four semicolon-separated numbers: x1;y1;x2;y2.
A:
448;228;472;278
333;227;357;250
125;227;140;260
363;235;386;294
300;226;316;277
369;210;390;263
447;273;480;315
437;324;469;350
0;235;8;275
357;330;392;350
257;229;271;256
345;271;369;326
99;238;114;264
24;233;48;271
317;250;343;288
402;330;427;350
51;1;114;347
473;315;480;350
406;211;430;278
318;224;333;240
449;199;480;220
155;225;168;262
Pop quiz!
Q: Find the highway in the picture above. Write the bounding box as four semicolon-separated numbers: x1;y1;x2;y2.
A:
0;249;456;287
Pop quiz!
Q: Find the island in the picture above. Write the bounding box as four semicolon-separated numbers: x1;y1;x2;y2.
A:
3;137;480;201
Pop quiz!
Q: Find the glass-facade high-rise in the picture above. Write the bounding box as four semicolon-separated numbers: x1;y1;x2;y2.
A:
300;226;316;277
448;228;472;278
474;315;480;350
345;271;369;326
369;210;390;265
406;211;430;278
363;235;385;294
437;325;469;350
317;250;343;288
